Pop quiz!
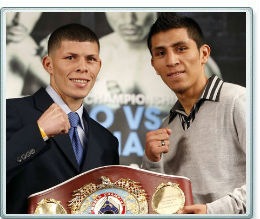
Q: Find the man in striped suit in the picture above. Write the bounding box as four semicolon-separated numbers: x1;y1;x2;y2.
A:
142;13;246;214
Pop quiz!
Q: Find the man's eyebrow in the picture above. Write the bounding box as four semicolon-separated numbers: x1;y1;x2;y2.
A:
152;46;165;51
64;52;77;55
152;41;188;51
171;41;188;47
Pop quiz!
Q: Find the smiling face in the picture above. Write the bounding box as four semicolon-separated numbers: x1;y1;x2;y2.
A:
105;12;156;42
151;28;210;96
43;40;101;108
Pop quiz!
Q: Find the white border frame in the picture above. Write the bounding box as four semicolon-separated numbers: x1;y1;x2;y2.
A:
0;7;253;219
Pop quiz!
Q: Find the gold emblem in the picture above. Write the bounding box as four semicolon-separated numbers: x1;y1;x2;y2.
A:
34;198;67;214
68;176;148;214
151;182;185;214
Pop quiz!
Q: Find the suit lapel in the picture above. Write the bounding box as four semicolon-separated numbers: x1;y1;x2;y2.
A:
53;134;79;171
33;88;54;113
33;88;79;172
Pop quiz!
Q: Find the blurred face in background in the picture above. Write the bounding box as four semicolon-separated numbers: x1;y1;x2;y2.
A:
105;12;157;42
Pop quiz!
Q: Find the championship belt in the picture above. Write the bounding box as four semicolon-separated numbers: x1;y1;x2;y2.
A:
28;165;193;214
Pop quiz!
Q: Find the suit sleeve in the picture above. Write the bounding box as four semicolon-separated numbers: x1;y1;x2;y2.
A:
206;185;246;214
6;100;47;183
207;90;247;214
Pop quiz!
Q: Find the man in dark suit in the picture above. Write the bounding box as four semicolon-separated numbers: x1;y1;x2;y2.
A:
6;23;119;214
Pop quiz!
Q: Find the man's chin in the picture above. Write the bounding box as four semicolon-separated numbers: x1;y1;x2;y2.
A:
171;86;187;95
74;95;88;100
71;92;89;101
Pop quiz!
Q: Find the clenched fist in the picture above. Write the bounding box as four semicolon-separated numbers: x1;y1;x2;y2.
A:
37;103;70;138
145;128;172;162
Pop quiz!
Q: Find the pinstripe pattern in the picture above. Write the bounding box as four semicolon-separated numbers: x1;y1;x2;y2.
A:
169;75;224;129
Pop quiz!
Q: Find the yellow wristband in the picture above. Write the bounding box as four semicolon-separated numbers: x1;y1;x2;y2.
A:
38;125;49;141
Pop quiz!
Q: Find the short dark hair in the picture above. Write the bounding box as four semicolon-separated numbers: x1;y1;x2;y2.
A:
48;23;100;55
147;13;205;54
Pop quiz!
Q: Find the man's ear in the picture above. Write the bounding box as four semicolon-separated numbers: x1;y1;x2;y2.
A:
42;56;53;75
200;44;211;64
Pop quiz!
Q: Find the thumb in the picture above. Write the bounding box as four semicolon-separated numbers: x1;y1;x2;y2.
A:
166;128;172;135
181;206;195;214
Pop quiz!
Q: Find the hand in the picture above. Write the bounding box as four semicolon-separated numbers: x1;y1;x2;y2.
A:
145;128;172;162
37;103;70;138
178;204;207;214
6;24;29;44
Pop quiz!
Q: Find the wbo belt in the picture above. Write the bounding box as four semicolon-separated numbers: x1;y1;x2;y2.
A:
28;165;193;214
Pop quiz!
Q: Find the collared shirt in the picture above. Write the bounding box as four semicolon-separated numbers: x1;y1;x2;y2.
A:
46;85;87;147
169;75;224;130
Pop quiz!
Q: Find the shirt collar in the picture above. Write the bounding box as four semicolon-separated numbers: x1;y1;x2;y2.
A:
169;75;224;124
200;74;224;101
46;85;85;129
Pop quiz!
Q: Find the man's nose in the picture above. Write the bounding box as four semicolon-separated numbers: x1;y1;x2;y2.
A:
123;12;137;24
76;58;88;73
166;51;179;67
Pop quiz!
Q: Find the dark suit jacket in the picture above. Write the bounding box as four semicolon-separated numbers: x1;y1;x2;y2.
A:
6;88;119;214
